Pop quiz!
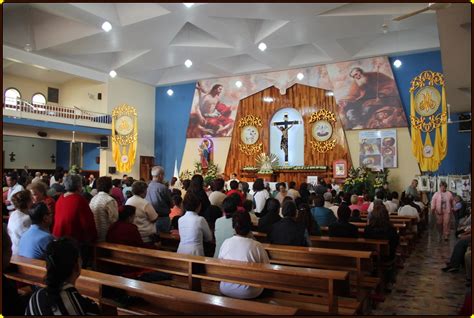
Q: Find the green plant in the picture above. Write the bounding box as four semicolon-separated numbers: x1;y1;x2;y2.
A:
343;166;389;196
189;161;220;185
69;164;81;175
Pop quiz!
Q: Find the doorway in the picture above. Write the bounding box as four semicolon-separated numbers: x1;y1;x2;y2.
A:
139;156;155;182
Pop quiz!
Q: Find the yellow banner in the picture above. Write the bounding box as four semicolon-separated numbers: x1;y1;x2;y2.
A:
111;104;138;173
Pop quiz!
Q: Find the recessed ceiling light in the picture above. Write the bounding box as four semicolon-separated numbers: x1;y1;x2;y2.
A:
102;21;112;32
184;59;193;68
167;89;174;96
109;70;117;78
326;91;334;97
235;81;243;88
297;73;304;80
382;24;388;34
263;97;274;103
183;3;194;8
24;44;32;52
258;42;267;51
393;59;402;68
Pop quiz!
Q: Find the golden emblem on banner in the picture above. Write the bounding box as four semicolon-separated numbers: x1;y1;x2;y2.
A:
308;109;336;153
409;70;447;172
111;104;138;173
238;115;263;155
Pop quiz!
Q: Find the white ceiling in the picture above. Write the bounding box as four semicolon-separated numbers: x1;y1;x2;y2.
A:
3;58;78;84
4;3;442;87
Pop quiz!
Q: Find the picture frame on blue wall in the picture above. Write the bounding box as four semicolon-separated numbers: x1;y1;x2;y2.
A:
418;176;429;192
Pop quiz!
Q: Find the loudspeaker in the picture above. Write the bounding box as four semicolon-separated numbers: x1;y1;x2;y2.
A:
100;136;109;148
459;113;471;132
98;93;102;100
109;167;116;174
48;87;59;103
37;131;47;137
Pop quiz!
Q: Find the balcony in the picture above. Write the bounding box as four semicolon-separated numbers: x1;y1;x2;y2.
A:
3;99;112;130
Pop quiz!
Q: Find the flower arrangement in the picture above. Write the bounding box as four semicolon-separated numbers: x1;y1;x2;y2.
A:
69;164;81;175
177;161;221;185
343;166;389;196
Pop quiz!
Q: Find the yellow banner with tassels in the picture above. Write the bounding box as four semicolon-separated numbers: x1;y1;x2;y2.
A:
111;104;138;173
409;70;447;172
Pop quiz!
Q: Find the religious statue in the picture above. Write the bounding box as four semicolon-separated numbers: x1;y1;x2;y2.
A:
273;114;300;164
199;138;213;171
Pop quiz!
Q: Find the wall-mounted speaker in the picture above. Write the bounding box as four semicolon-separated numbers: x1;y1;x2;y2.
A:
37;131;48;137
100;136;109;148
98;93;102;100
108;167;116;174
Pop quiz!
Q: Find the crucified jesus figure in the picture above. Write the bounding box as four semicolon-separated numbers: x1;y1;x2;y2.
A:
273;114;300;163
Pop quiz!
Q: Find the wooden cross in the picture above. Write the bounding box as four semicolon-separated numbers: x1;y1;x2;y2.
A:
272;114;300;163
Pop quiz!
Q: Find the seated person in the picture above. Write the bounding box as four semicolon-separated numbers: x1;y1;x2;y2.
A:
214;197;237;257
3;224;26;315
26;238;101;315
257;198;281;234
170;215;181;235
364;205;399;261
218;211;269;299
269;201;307;247
18;202;54;259
329;205;359;238
397;195;420;232
7;190;33;255
442;228;471;273
349;209;362;222
106;205;146;248
295;202;321;238
311;194;337;227
169;194;183;221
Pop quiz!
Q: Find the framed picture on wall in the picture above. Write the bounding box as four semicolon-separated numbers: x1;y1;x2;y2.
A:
333;159;347;179
418;176;429;191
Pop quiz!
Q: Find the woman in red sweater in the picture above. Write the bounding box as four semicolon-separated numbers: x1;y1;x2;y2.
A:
53;174;97;268
106;205;145;247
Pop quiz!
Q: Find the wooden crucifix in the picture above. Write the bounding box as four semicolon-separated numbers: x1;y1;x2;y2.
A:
272;113;300;164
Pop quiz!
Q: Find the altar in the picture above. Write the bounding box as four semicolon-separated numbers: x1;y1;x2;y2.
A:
240;167;332;185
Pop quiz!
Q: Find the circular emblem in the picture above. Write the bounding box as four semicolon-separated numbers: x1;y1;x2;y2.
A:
241;125;259;145
415;86;441;117
116;115;134;136
121;155;129;163
423;145;434;158
312;120;333;142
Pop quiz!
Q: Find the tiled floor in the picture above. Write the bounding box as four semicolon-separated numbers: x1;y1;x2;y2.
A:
372;222;470;315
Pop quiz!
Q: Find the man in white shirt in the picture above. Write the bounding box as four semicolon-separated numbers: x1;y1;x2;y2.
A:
384;193;398;214
287;181;301;200
330;179;340;193
225;173;239;191
31;172;42;184
209;178;227;209
398;196;420;233
5;173;24;212
323;192;339;217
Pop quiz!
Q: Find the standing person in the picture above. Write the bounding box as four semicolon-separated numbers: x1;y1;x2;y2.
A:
431;181;455;241
218;211;269;299
274;182;289;205
287;181;301;200
169;194;184;222
18;202;54;260
7;190;33;255
227;180;245;205
126;181;159;245
214;197;238;257
209;178;226;209
405;179;420;201
177;191;213;256
106;205;146;248
110;179;126;207
298;182;310;204
122;177;134;199
239;181;253;202
5;172;24;212
32;172;42;184
146;166;172;233
89;176;119;242
27;181;56;220
25;238;101;315
253;178;270;216
53;174;97;267
269;200;308;247
187;174;211;216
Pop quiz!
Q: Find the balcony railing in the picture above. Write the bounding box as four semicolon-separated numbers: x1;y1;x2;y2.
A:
3;99;112;128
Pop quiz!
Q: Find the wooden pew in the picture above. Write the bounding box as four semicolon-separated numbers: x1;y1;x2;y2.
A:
6;255;302;315
94;242;358;314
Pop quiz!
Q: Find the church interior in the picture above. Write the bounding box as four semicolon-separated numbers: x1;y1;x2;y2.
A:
2;2;472;316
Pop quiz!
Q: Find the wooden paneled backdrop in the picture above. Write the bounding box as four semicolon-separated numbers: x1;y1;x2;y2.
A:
224;84;352;183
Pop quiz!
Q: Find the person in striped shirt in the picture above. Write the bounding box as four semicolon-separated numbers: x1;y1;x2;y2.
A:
25;238;100;315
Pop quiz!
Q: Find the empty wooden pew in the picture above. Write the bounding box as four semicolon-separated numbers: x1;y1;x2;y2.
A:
94;242;358;314
6;255;302;315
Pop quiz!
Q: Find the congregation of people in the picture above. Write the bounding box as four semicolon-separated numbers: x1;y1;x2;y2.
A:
2;167;471;315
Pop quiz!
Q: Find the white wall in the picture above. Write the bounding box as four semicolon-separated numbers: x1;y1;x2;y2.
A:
345;127;421;194
3;74;59;106
3;135;57;169
100;77;155;179
60;78;107;113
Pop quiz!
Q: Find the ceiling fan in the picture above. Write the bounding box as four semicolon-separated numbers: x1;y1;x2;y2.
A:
392;3;451;22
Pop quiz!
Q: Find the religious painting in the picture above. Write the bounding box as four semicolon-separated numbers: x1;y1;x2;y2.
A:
187;82;237;138
326;56;407;130
359;130;397;170
418;175;430;192
333;159;347;179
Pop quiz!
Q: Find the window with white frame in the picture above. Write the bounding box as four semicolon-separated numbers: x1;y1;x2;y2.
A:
32;93;46;106
4;88;21;106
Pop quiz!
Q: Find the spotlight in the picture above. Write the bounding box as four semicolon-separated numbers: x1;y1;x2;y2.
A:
258;42;267;51
183;3;194;8
109;70;117;78
184;59;193;68
297;72;304;80
167;89;174;96
263;97;274;102
382;24;388;34
235;81;243;88
326;91;334;97
102;21;112;32
393;59;402;68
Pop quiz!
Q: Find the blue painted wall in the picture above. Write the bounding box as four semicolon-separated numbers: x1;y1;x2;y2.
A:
83;143;100;170
155;83;196;179
390;51;471;174
56;141;100;171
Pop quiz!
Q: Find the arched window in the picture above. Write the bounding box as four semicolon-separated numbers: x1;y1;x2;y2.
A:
4;88;21;106
32;93;46;106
